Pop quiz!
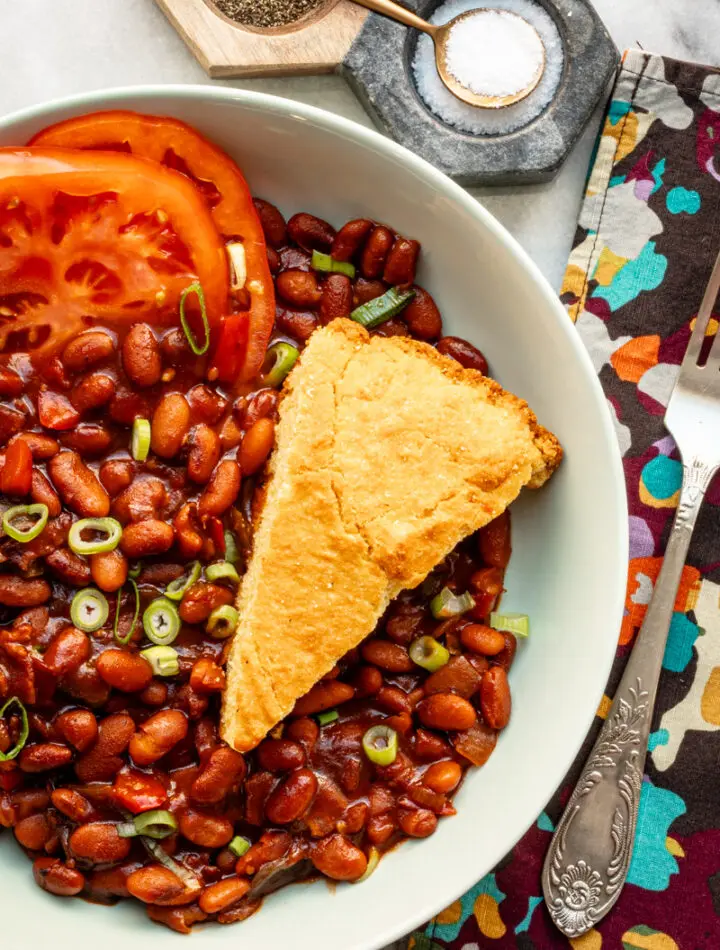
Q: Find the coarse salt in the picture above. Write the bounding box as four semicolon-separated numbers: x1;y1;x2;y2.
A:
444;10;545;98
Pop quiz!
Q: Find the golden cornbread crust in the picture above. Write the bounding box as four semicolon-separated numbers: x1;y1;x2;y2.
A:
221;319;562;752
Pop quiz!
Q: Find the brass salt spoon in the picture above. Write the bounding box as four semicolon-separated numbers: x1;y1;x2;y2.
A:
349;0;546;109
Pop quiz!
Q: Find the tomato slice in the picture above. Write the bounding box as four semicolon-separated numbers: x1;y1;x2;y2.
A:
31;111;275;382
0;148;228;363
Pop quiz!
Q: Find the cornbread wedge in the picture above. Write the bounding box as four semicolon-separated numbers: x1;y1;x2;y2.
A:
221;319;561;752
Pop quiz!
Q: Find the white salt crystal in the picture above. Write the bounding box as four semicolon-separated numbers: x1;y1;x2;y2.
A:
412;0;564;135
445;10;545;98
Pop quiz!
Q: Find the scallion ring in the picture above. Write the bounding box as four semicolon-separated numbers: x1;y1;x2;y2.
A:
429;586;475;620
128;561;142;579
140;645;180;677
409;635;450;673
261;342;299;389
350;286;415;330
311;249;356;279
206;604;239;639
2;504;49;544
68;517;122;556
114;578;140;646
70;588;109;633
120;809;178;840
362;725;398;766
205;561;240;585
131;418;151;462
179;281;210;356
229;835;251;858
164;561;201;601
143;597;180;646
0;696;29;762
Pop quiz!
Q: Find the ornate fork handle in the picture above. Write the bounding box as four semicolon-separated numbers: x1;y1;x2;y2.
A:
542;455;716;937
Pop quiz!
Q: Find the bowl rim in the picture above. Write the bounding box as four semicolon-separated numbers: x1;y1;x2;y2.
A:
0;85;629;947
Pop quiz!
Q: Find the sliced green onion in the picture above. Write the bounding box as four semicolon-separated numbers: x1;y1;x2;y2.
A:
0;696;29;762
68;517;122;555
317;709;339;726
141;645;180;677
131;418;151;462
311;249;356;279
355;846;380;883
70;588;109;633
229;835;251;858
164;561;201;601
224;530;241;565
261;342;299;389
490;612;530;638
430;586;475;620
206;604;238;639
114;578;140;645
179;281;210;356
2;504;49;543
362;725;398;766
409;635;450;673
227;242;247;292
116;821;138;838
143;597;180;646
135;809;178;839
141;837;199;889
350;286;415;330
205;561;240;585
128;561;142;579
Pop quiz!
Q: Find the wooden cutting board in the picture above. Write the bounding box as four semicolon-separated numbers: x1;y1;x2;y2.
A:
154;0;368;77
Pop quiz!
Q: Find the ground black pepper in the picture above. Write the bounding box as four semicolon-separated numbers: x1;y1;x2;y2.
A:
213;0;326;29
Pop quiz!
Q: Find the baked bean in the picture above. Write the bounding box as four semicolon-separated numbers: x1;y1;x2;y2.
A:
191;745;246;805
361;640;414;673
187;424;221;484
70;372;116;412
478;511;511;569
19;743;73;773
403;287;442;340
253;198;287;248
109;386;154;425
87;866;132;900
198;460;241;516
179;809;234;848
189;658;226;693
257;738;306;773
15;812;52;851
46;547;92;586
174;503;204;559
469;566;504;619
0;402;26;443
50;788;97;823
188;384;228;425
480;665;511;729
494;631;517;672
242;389;279;429
284;717;319;753
0;437;32;495
275;306;318;341
310;834;367;881
74;712;134;782
179;582;233;624
266;246;280;274
122;324;162;388
423;760;462;794
350;664;383;697
129;709;189;766
287;212;335;252
90;550;128;592
276;269;322;308
0;576;50;607
147;904;209;934
265;768;317;824
467;654;490;677
413;729;453;762
331;218;373;262
8;788;49;819
33;857;85;897
62;330;115;372
96;650;153;693
460;624;505;656
150;392;191;459
375;685;411;715
200;877;250;915
63;663;111;711
319;273;353;324
292;680;354;717
219;414;243;452
140;680;169;706
238;417;275;476
361;226;393;279
436;336;489;374
127;864;189;905
99;458;134;496
397;807;437;838
55;709;98;752
0;365;24;396
30;468;61;515
383;237;420;285
12;431;59;459
385;601;425;645
44;626;90;675
120;519;174;557
235;829;291;876
353;277;387;306
70;822;131;864
367;813;396;845
113;475;167;524
417;694;477;731
49;450;110;517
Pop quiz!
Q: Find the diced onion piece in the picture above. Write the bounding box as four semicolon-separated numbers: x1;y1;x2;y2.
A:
70;588;109;633
490;612;530;638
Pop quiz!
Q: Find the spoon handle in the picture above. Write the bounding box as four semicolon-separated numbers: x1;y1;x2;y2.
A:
350;0;436;36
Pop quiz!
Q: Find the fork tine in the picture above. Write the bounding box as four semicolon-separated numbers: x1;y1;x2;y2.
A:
683;248;720;368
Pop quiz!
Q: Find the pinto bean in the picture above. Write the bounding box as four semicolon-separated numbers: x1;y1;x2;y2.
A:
253;198;287;248
33;857;85;896
361;640;414;672
179;582;233;624
480;665;511;729
276;269;322;308
61;423;112;456
265;768;318;824
423;760;462;794
284;718;319;754
127;865;190;906
360;226;393;279
417;694;477;731
331;218;374;262
235;830;291;876
242;390;279;429
0;576;51;607
48;451;110;517
30;468;61;516
353;278;387;306
200;877;251;915
128;709;189;766
187;424;221;484
319;273;353;324
383;237;420;285
62;331;115;372
12;432;59;460
257;739;306;773
50;788;97;822
292;681;354;717
238;418;275;476
187;385;228;425
0;366;24;397
119;519;174;557
179;809;234;848
436;336;489;374
397;807;438;838
311;834;367;881
478;511;511;569
287;212;335;252
191;746;246;805
174;503;203;559
122;324;162;388
44;626;90;675
351;664;384;697
19;743;73;773
275;306;318;341
460;624;505;656
109;386;153;425
96;650;153;693
99;459;134;497
151;393;191;459
90;550;128;592
55;709;98;752
113;476;167;524
198;460;241;516
403;287;442;340
46;547;92;586
69;822;131;864
70;372;116;412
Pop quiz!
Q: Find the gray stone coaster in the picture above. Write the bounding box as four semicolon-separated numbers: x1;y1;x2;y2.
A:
341;0;618;185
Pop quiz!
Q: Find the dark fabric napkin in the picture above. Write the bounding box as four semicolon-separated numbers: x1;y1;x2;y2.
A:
404;50;720;950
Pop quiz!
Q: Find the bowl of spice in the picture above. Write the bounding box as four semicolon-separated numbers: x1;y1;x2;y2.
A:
211;0;332;31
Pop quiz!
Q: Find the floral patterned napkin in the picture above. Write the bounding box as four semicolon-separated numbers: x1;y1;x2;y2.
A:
404;50;720;950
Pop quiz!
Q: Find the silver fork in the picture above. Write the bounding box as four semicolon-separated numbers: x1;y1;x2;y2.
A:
542;248;720;938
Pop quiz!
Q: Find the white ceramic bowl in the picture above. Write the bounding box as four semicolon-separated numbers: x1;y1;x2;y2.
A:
0;88;627;950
